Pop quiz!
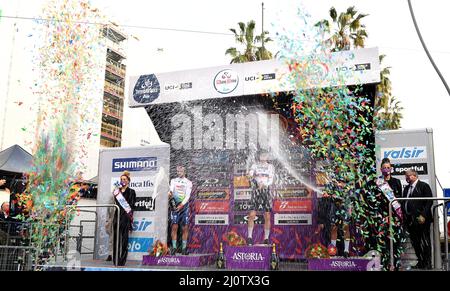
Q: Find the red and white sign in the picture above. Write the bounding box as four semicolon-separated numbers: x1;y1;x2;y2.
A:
273;200;312;212
195;201;230;213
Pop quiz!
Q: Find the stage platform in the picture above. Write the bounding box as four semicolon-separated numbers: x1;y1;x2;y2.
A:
42;257;308;271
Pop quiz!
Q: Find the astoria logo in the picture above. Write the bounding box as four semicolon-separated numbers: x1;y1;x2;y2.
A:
157;257;181;264
331;260;357;268
232;252;264;261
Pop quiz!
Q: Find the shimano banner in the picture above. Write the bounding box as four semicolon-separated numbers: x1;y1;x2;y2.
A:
95;145;170;261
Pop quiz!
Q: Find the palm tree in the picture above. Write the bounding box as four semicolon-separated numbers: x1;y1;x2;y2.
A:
315;6;368;51
225;20;273;63
376;96;403;130
316;7;402;129
375;55;403;129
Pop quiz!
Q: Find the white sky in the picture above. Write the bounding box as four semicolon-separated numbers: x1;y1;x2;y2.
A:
1;0;449;188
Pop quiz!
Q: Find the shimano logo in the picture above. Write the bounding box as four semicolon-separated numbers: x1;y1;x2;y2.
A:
382;146;426;160
157;257;181;264
232;252;264;262
112;157;157;172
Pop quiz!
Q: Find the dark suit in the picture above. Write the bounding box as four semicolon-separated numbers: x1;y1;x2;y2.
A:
113;187;136;266
402;180;433;269
387;177;402;198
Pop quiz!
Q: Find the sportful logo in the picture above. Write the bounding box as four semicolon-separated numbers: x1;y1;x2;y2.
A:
391;163;428;176
232;252;265;262
214;69;239;94
112;157;158;172
134;197;156;211
382;146;427;160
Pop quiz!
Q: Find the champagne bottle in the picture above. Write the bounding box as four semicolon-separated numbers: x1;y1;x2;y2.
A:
216;242;225;269
169;196;177;211
270;243;279;270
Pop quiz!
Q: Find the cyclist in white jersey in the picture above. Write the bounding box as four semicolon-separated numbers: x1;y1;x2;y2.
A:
246;152;275;246
168;165;192;255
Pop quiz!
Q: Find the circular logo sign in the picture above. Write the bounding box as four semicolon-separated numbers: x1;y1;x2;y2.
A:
133;74;160;104
213;69;239;94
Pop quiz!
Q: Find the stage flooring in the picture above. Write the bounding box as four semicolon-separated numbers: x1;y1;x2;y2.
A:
43;257;308;271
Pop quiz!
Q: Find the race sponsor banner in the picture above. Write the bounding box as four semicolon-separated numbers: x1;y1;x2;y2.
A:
131;216;154;233
198;176;230;188
273;199;312;212
276;188;310;198
96;145;170;261
112;157;158;172
110;175;155;194
233;214;265;225
225;246;271;270
128;237;154;253
129;48;380;107
233;188;252;200
195;201;230;213
376;130;437;202
195;214;229;225
233;176;250;188
274;213;312;225
134;196;156;211
381;146;427;160
196;189;230;200
142;254;216;267
233;200;266;212
391;163;428;176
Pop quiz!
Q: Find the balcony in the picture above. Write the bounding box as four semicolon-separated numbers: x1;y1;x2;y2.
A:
101;122;122;142
100;138;120;148
106;58;126;80
104;80;124;98
107;46;126;62
102;25;127;43
102;107;123;121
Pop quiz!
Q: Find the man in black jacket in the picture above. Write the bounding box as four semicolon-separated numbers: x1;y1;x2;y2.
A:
402;169;433;269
